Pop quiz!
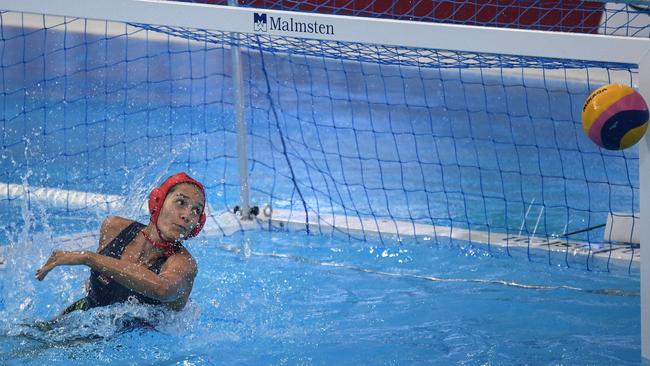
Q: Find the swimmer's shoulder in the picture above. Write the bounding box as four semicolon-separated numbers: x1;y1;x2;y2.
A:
173;246;198;275
97;216;136;252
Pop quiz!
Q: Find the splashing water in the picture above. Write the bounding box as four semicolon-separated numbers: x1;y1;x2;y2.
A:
0;147;204;360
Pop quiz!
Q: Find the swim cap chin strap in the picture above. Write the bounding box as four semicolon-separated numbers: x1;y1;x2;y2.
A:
141;229;177;257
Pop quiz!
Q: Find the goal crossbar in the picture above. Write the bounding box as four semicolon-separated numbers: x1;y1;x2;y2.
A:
0;0;648;65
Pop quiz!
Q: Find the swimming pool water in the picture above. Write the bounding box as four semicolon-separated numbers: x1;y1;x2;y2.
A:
0;229;641;364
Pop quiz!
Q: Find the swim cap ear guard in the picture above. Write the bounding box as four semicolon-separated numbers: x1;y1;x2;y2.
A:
148;172;206;238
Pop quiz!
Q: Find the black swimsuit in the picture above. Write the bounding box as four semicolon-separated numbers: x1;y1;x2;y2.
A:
62;221;180;314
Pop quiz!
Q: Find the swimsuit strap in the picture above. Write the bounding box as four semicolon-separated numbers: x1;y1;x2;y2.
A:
99;221;146;258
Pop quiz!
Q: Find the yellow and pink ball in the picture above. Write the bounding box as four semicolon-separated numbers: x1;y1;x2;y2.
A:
582;84;649;150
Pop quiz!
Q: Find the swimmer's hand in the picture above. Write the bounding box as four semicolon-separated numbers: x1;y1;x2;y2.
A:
35;250;88;281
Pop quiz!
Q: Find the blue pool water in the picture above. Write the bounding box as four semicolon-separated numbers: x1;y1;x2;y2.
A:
0;230;642;364
0;21;643;364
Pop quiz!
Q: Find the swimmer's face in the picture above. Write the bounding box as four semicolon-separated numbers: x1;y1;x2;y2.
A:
158;183;205;241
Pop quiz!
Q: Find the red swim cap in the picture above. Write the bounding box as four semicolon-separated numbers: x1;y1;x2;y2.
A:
148;172;206;238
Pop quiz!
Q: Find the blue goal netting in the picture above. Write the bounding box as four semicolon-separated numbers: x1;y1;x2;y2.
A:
0;4;642;271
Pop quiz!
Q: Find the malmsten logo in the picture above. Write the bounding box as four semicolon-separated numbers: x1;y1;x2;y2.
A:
253;12;334;35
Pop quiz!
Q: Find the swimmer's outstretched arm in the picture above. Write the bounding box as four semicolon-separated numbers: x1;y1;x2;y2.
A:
35;250;197;303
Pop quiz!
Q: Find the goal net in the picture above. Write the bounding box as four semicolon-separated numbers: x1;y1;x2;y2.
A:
0;0;648;271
